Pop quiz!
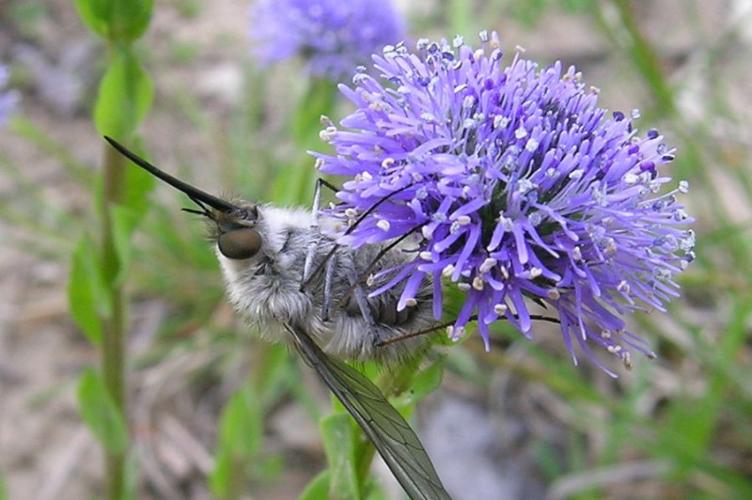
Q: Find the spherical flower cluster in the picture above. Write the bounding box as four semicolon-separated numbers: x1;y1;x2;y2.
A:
0;65;18;125
249;0;406;80
314;33;694;374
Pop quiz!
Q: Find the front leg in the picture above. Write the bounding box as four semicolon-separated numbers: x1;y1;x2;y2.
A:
302;178;341;285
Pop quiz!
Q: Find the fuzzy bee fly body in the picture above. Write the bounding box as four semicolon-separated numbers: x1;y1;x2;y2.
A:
216;202;435;362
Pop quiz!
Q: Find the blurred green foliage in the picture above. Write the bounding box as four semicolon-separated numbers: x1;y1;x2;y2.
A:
210;384;263;499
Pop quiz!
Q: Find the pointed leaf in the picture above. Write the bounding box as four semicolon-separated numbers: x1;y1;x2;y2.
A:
68;234;110;344
74;0;153;42
74;0;109;38
299;470;331;500
392;358;445;409
77;368;128;453
209;385;262;498
94;50;153;139
320;413;360;499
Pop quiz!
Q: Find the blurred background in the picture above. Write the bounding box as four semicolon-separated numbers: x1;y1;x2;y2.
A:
1;0;751;498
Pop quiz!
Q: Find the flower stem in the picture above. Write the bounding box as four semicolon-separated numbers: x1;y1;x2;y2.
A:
101;143;128;499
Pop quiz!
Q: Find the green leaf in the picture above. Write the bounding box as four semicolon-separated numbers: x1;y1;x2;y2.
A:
74;0;110;38
74;0;153;42
364;479;387;500
220;386;262;458
299;470;331;500
320;413;360;500
255;343;295;409
392;358;445;409
209;386;262;499
411;359;444;400
446;346;485;385
68;234;111;344
94;49;154;139
209;452;233;500
110;0;153;41
77;368;128;453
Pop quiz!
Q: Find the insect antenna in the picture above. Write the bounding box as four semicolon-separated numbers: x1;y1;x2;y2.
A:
301;183;414;292
376;314;560;347
180;195;219;221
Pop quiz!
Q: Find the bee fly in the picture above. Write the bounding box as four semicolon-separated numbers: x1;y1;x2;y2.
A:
104;137;451;500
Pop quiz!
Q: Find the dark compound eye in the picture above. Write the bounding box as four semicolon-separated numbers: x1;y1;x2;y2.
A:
218;229;262;260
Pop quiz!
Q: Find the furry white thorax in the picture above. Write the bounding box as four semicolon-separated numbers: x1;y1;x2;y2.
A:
216;204;432;362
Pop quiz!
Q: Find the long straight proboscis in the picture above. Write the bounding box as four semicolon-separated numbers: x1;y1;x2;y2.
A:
104;136;238;214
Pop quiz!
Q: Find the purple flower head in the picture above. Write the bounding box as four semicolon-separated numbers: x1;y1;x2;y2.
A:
314;33;695;375
0;65;18;126
249;0;406;80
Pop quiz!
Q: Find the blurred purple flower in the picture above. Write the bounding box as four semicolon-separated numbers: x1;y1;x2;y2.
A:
249;0;406;80
0;65;18;125
314;33;695;375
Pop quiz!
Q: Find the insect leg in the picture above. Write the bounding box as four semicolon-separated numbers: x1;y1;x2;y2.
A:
336;224;424;310
375;314;560;347
303;179;334;283
303;178;340;283
316;178;341;196
346;265;377;328
301;184;414;293
321;253;336;321
375;318;469;347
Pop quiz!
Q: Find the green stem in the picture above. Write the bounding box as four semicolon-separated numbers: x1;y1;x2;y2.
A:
101;142;128;499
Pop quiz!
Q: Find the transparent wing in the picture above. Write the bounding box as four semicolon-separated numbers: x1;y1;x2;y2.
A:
284;323;451;500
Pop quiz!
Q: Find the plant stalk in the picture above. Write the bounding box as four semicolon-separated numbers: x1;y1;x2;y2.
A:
101;142;128;499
